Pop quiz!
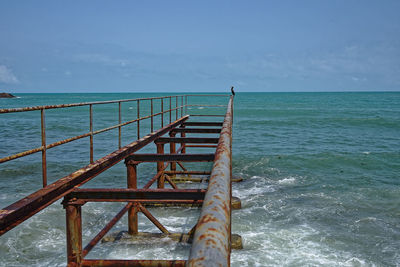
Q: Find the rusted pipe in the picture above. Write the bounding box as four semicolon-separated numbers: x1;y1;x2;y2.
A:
187;96;233;267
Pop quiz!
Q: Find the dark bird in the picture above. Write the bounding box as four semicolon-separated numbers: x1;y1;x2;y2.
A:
231;86;235;96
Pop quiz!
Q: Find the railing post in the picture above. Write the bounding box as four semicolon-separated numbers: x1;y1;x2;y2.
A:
89;104;94;164
118;101;122;149
156;143;165;188
181;96;183;117
127;161;139;235
185;95;188;115
169;96;172;124
151;99;154;133
176;96;178;120
40;108;47;187
137;100;140;140
161;98;164;128
65;203;82;267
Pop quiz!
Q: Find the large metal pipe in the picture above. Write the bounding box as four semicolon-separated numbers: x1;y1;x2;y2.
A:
187;96;233;267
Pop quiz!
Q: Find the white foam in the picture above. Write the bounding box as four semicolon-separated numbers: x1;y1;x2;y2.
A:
277;177;296;184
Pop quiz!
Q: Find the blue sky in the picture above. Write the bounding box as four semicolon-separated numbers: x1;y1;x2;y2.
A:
0;1;399;92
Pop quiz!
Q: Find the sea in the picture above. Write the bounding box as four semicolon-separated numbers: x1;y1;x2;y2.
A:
0;92;399;266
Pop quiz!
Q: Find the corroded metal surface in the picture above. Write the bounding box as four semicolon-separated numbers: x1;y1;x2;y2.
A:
187;96;233;267
182;122;223;127
0;116;188;235
155;137;219;144
126;153;215;162
82;204;131;257
170;128;221;134
66;188;206;203
81;259;186;267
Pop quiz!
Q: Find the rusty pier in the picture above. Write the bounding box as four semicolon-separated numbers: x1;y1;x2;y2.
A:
0;93;240;266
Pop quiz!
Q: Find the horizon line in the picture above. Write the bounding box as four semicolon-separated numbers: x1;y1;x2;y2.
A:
6;90;400;94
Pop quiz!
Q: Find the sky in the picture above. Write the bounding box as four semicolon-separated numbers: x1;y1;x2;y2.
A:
0;1;400;93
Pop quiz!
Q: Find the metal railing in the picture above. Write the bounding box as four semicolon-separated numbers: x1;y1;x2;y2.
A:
0;95;188;187
0;94;229;187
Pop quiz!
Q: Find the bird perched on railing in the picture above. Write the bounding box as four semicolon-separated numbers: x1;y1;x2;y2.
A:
231;86;235;96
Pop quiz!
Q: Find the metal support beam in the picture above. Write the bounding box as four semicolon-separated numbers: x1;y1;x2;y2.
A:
0;116;189;235
179;125;186;154
155;137;219;144
169;132;177;172
65;189;206;203
182;122;223;127
170;128;221;134
126;154;215;163
156;143;165;188
82;203;130;258
65;204;82;267
127;162;139;235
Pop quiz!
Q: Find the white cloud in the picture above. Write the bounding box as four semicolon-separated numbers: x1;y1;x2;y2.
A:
0;65;19;84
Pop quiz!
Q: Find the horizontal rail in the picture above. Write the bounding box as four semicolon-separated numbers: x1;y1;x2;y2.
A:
185;145;218;148
0;116;189;235
188;114;225;117
0;95;185;113
164;171;211;175
183;122;223;127
0;106;182;164
186;105;226;107
154;137;219;144
184;94;230;97
188;96;233;266
126;153;215;163
170;128;221;134
65;189;206;203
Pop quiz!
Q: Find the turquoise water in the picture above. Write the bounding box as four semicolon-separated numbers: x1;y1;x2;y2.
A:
1;92;399;266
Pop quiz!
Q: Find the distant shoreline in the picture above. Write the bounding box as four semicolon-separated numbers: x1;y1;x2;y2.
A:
0;92;16;98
